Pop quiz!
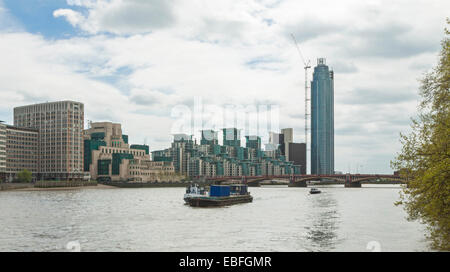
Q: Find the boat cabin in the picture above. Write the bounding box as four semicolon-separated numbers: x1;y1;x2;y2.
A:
209;184;249;197
230;184;249;195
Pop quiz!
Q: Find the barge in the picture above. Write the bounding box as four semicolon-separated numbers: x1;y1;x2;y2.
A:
186;184;253;207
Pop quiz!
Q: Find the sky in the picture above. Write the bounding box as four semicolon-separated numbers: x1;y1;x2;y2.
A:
0;0;448;174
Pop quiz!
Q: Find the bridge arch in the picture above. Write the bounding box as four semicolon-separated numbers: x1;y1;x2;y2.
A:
352;176;405;183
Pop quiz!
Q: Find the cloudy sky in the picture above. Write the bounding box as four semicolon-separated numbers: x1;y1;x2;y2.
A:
0;0;448;174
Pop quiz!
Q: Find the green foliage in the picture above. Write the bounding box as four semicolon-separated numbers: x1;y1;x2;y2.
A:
17;169;32;183
391;19;450;251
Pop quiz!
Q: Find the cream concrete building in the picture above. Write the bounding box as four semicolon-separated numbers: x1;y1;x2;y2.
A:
84;122;176;182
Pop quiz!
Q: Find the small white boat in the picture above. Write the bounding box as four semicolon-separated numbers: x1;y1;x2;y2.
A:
309;188;321;194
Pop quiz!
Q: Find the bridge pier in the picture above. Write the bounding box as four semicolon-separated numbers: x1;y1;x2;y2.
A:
288;180;307;187
345;181;361;188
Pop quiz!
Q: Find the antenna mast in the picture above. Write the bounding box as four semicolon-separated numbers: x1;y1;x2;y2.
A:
291;34;311;174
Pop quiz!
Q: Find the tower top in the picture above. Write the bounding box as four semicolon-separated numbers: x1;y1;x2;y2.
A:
317;58;326;65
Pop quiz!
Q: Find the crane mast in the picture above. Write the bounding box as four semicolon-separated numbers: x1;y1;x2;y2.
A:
291;34;311;174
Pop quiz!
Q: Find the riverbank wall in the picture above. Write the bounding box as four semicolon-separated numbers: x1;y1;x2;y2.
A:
0;183;34;191
0;180;98;191
34;180;97;188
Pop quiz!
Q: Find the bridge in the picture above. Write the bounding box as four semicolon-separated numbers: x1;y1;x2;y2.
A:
198;174;405;188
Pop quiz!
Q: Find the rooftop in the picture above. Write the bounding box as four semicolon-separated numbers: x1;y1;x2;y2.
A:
14;100;84;109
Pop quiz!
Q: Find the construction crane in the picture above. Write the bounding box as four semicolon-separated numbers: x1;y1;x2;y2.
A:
290;33;311;174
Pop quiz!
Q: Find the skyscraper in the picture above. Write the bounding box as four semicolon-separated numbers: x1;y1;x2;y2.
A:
14;101;84;180
311;58;334;174
280;128;293;159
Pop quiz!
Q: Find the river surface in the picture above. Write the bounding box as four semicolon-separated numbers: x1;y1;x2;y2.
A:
0;185;429;252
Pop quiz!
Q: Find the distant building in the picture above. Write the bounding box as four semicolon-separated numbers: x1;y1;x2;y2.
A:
84;122;175;182
0;122;6;181
268;132;282;147
223;128;241;147
268;128;293;158
171;134;194;175
152;128;299;178
267;128;305;174
311;58;334;175
200;130;218;146
245;135;261;151
14;101;84;180
0;122;39;182
288;143;306;174
280;128;293;159
5;125;39;181
130;144;150;155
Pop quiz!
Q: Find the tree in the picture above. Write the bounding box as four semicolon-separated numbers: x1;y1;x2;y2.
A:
17;169;32;183
391;19;450;251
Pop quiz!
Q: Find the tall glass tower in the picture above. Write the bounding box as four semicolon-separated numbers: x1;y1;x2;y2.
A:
311;58;334;174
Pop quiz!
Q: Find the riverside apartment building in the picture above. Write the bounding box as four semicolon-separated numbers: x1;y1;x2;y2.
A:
13;101;84;180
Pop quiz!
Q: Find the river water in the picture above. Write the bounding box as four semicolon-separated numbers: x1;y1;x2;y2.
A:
0;185;429;252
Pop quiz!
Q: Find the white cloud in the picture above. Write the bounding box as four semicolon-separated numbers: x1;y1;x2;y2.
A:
53;9;86;28
0;0;23;32
54;0;175;34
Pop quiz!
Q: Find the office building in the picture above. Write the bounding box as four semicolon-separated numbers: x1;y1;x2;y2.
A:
0;121;39;182
6;125;39;181
268;128;306;174
280;128;293;159
245;135;261;151
223;128;241;147
14;101;84;180
171;134;194;175
288;142;306;174
0;122;6;181
200;130;218;146
269;132;282;146
311;58;335;174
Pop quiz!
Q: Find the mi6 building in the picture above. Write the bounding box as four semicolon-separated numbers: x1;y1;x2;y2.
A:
84;122;175;182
